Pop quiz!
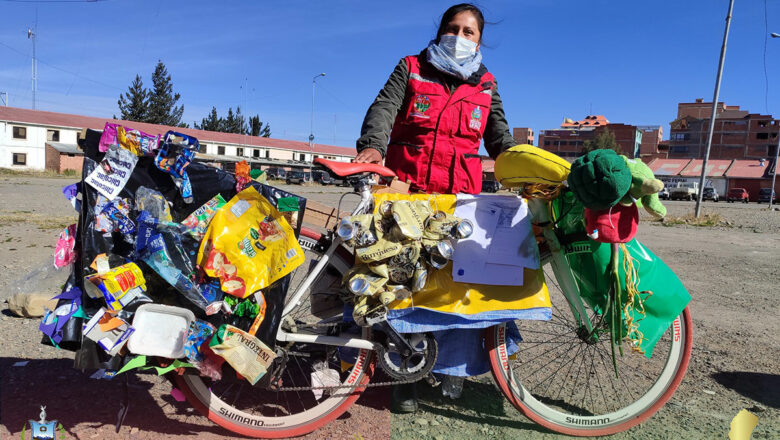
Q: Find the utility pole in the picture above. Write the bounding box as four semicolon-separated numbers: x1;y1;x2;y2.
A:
695;0;735;218
769;32;780;210
27;27;37;110
309;73;325;173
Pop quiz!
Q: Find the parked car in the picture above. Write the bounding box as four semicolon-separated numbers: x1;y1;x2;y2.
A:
757;188;777;203
702;187;719;202
266;167;287;180
727;188;750;203
658;187;670;200
311;170;335;185
481;180;501;193
286;171;310;185
670;182;699;201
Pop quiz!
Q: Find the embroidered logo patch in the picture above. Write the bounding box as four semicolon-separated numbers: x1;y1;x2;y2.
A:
469;106;483;130
411;94;431;118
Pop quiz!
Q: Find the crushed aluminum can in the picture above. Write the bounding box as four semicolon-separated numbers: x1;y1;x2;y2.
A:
345;269;388;296
412;264;428;292
453;219;474;239
356;240;403;263
390;241;421;266
379;290;397;306
391;200;424;239
338;215;376;247
378;200;394;217
388;262;415;284
424;211;460;240
336;218;356;240
348;276;369;295
367;263;389;279
427;241;454;269
352;296;370;325
388;284;412;301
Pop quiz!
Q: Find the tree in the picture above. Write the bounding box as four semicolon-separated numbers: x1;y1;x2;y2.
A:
221;107;247;134
582;128;620;154
249;115;271;137
147;61;184;126
195;107;222;131
117;75;148;122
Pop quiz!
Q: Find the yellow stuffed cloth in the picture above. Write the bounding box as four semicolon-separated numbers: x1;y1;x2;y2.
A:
495;144;571;188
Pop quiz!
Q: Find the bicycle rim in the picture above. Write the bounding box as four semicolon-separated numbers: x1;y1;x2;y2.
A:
487;262;692;436
176;229;375;438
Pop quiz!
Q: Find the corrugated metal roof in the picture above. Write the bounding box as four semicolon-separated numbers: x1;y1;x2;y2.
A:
46;142;82;155
0;106;355;157
647;158;693;176
725;159;771;178
679;159;731;177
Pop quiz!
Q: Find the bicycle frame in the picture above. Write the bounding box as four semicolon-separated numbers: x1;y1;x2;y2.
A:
275;185;596;351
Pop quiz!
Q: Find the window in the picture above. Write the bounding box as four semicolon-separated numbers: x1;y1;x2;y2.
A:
299;153;307;161
758;121;768;127
253;149;260;158
47;129;60;142
12;153;27;165
544;140;550;146
199;143;207;153
757;133;769;140
12;126;26;139
670;146;689;153
671;133;690;141
217;146;226;155
265;150;270;158
236;147;244;156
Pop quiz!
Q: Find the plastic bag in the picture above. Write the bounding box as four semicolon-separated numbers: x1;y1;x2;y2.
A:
180;194;226;241
135;186;173;222
198;186;304;298
99;122;160;156
54;224;78;268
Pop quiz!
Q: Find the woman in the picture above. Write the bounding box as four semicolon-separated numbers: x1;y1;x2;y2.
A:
355;3;516;192
354;4;517;412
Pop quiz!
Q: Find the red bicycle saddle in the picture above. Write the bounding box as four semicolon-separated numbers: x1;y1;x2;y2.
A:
313;158;397;178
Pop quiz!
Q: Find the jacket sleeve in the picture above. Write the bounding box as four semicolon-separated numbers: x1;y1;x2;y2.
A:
356;58;409;158
483;80;517;160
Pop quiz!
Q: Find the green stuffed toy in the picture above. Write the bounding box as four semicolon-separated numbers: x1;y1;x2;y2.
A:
620;157;667;219
568;149;632;210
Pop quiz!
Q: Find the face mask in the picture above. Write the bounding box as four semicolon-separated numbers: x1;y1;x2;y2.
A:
438;35;478;64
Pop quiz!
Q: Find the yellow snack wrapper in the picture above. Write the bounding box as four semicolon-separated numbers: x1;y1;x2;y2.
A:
210;325;276;385
198;186;304;298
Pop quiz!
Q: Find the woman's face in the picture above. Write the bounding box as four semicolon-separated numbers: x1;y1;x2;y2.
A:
441;11;481;49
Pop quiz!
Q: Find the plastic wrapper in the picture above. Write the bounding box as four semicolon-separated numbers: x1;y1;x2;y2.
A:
198;186;304;298
235;160;251;193
181;194;226;241
209;324;276;385
155;131;199;203
99;122;160;156
184;320;216;363
85;146;138;200
54;224;78;268
135;186;173;222
62;182;82;212
40;286;83;345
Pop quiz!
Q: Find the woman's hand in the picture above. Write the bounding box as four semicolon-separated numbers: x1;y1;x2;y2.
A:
353;148;383;164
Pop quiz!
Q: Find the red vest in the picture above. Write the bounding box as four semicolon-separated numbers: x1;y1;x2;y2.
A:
384;55;494;194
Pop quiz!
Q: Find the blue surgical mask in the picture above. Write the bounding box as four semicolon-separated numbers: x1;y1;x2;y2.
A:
438;35;478;64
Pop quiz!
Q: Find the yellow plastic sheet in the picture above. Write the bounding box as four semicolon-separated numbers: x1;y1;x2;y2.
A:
372;193;550;315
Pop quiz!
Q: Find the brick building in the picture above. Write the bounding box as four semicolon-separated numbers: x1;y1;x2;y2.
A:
668;99;779;160
538;116;642;159
512;127;534;145
637;125;667;162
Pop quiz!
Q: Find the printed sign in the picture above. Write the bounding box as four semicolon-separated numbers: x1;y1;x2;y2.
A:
85;147;138;200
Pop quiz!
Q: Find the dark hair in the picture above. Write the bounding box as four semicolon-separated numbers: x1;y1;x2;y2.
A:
436;3;485;43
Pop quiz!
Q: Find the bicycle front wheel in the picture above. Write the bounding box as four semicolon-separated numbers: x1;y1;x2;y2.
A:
175;228;375;438
486;261;693;436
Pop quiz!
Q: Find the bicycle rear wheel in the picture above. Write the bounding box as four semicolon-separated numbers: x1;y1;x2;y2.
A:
175;228;374;438
486;259;692;436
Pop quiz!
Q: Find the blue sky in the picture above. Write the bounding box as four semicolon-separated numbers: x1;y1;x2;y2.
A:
1;0;779;153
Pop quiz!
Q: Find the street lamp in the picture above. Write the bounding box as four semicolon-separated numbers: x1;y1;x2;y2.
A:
309;73;326;174
770;33;779;209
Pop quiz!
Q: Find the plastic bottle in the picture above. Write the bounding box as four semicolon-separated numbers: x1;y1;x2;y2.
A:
441;374;464;399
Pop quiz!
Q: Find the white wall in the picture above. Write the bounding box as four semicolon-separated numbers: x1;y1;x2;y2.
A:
0;122;81;170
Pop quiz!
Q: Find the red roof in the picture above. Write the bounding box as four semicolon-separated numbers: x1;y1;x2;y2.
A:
0;106;355;157
679;159;732;177
647;158;693;176
482;159;495;173
561;115;610;128
725;159;770;178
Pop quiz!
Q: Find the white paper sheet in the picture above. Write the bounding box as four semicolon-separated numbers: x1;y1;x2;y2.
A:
451;194;539;285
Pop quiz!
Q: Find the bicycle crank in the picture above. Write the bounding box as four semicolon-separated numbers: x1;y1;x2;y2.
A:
375;331;438;382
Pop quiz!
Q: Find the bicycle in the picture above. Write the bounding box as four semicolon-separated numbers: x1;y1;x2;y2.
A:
173;158;692;438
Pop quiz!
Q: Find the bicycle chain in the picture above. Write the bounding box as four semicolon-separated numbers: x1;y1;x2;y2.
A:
273;376;420;392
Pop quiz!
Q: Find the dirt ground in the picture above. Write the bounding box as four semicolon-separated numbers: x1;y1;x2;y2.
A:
1;175;778;439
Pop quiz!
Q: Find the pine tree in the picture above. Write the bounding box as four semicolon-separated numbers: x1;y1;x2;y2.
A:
117;75;148;122
221;107;247;134
249;115;271;137
195;107;222;131
147;61;184;126
582;128;620;155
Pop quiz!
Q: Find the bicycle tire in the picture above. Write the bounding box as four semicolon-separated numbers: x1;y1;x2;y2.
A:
486;260;693;436
175;228;375;438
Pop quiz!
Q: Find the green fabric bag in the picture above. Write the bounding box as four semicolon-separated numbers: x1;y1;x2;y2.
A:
552;190;691;357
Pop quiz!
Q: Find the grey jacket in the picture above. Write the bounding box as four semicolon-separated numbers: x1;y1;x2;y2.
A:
356;54;516;160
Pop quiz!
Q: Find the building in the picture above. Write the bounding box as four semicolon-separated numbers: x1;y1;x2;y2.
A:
637;125;667;162
512;127;534;145
647;157;774;200
0;106;356;171
538;115;642;159
668;99;780;160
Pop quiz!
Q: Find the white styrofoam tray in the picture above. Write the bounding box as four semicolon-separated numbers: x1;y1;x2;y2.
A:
127;304;195;359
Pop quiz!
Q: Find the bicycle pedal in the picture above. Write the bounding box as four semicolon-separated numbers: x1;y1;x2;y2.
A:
425;373;441;388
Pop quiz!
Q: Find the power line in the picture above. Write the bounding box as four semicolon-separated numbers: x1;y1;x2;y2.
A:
0;40;123;91
0;0;110;3
764;0;769;114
